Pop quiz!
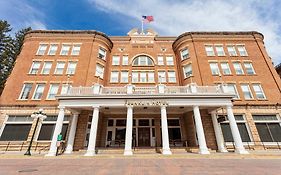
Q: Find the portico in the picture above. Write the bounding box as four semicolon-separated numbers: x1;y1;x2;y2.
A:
45;83;249;156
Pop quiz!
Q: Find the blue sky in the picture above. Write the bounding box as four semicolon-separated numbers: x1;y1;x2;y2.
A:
1;0;281;65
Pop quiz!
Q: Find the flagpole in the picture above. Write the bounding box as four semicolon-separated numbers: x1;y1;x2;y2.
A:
141;19;144;34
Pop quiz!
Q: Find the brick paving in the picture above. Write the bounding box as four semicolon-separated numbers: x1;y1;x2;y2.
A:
0;155;281;175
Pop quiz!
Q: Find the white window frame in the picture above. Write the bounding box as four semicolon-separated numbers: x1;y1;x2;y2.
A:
205;45;215;56
29;61;41;74
110;71;119;83
71;44;81;56
66;62;77;75
183;64;192;78
181;48;189;60
157;56;164;65
166;56;174;65
61;84;70;95
147;72;155;83
209;62;220;75
122;55;129;65
252;83;266;100
36;44;48;55
244;62;255;75
47;84;59;100
60;44;71;56
221;62;231;75
227;45;237;56
240;84;254;100
132;72;139;83
140;72;147;83
120;71;129;83
98;47;106;60
168;71;176;83
215;45;225;56
32;84;45;100
18;83;33;100
95;64;104;79
158;71;166;83
41;62;52;75
237;45;248;56
226;83;240;99
112;56;120;65
233;62;244;75
54;62;65;75
47;44;58;55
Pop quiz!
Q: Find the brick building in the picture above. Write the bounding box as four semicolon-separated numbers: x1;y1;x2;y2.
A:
0;28;280;156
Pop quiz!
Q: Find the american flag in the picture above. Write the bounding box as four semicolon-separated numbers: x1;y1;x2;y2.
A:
142;16;154;23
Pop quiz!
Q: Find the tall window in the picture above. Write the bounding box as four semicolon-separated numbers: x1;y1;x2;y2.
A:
98;47;106;60
244;62;255;75
66;62;77;75
132;72;138;83
54;62;65;74
47;84;59;99
240;84;253;99
19;83;32;99
209;62;220;75
71;44;81;55
48;44;58;55
237;45;248;56
158;71;166;83
32;84;45;100
60;44;71;55
36;44;48;55
227;45;237;56
95;64;104;78
252;84;266;99
221;62;231;75
233;62;244;75
110;71;119;83
166;56;174;65
41;62;52;74
168;71;176;83
112;56;120;65
120;71;129;83
183;64;192;78
157;56;164;65
205;45;215;56
132;55;153;66
215;45;225;56
29;61;41;74
61;84;70;95
122;55;129;65
148;72;155;83
140;72;146;82
180;48;189;60
226;83;239;99
220;115;251;142
253;115;281;142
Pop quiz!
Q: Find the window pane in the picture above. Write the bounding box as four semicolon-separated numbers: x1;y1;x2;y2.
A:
268;123;281;142
110;71;119;83
33;84;45;99
221;63;231;75
158;71;166;83
60;45;71;55
95;64;104;78
29;61;41;74
115;128;126;140
112;56;120;65
139;119;150;126
183;64;192;78
244;62;255;74
48;44;58;55
133;55;153;66
166;56;174;65
132;72;138;83
0;124;32;141
252;84;266;99
168;119;180;126
38;124;68;140
116;119;126;126
37;44;47;55
20;83;33;99
148;72;154;83
227;46;237;56
42;62;52;74
121;71;128;83
221;123;250;142
47;84;59;99
168;71;176;82
158;56;164;65
215;46;225;56
122;56;128;65
71;45;81;55
55;62;65;74
252;115;278;121
226;84;239;99
205;46;215;56
181;48;189;60
237;45;248;56
66;62;77;75
168;128;181;140
233;62;244;75
241;84;253;99
221;123;234;142
98;48;106;60
256;123;273;142
237;123;251;142
209;63;219;75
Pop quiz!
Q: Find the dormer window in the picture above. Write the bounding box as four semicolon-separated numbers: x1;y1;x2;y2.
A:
132;55;154;66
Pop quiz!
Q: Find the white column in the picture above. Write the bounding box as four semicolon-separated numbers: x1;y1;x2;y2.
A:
211;112;228;153
226;105;249;154
46;106;65;156
65;113;79;154
84;106;100;156
161;105;172;155
124;105;133;155
193;106;210;154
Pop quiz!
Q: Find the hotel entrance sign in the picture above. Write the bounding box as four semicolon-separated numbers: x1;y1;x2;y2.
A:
126;100;168;107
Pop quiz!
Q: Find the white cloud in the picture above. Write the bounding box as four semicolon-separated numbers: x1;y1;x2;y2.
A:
0;0;46;32
88;0;281;65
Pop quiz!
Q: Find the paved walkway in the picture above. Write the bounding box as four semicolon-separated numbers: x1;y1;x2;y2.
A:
0;152;281;175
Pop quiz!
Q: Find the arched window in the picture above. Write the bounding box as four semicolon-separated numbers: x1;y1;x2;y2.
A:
132;55;154;66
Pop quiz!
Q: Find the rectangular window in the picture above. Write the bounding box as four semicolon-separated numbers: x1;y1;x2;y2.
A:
98;47;106;60
112;56;120;65
32;84;45;100
47;44;58;55
181;48;189;60
66;62;77;75
209;62;220;75
166;56;174;65
183;64;192;78
0;124;32;141
110;71;119;83
168;71;176;83
47;84;59;99
226;84;239;99
221;62;231;75
148;72;154;83
158;71;166;83
60;44;71;55
29;61;41;74
132;72;138;83
221;123;251;142
38;123;68;141
237;45;248;56
252;84;266;99
157;56;164;65
233;62;244;75
71;44;81;55
120;71;129;83
61;84;70;95
41;62;52;74
140;72;147;83
240;84;253;99
227;45;237;56
36;44;48;55
54;62;65;74
244;62;255;75
205;45;215;56
95;64;104;78
215;45;225;56
122;55;129;65
19;83;32;99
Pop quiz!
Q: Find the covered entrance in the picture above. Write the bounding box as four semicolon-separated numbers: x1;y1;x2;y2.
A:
138;128;150;146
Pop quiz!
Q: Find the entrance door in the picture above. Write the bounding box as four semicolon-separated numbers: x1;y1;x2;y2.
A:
138;128;151;146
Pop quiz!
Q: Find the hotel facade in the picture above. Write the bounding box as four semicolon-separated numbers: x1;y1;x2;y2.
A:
0;29;280;156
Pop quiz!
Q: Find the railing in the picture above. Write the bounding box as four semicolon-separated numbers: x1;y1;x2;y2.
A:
226;141;281;151
0;141;51;153
62;83;230;96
